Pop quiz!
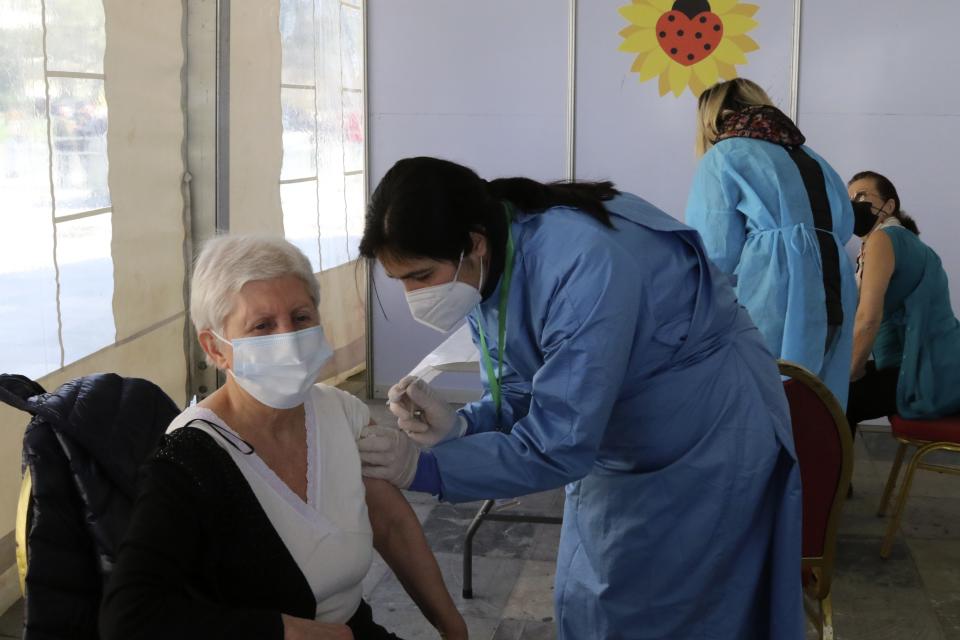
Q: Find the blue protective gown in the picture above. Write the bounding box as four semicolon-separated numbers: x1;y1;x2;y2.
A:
685;138;857;408
430;193;804;639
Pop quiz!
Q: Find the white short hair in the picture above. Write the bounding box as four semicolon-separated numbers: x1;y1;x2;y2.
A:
190;234;320;334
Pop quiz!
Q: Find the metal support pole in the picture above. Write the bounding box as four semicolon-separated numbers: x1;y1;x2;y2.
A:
789;0;803;123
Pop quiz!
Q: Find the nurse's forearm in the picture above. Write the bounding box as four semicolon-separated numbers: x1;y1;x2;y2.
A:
364;479;466;639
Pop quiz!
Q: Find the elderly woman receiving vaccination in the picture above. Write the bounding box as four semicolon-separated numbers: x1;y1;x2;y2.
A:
100;235;467;640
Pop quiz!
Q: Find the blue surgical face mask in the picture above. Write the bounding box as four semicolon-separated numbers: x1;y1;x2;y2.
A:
213;325;333;409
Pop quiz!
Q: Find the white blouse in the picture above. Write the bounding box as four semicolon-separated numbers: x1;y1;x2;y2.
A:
167;384;373;623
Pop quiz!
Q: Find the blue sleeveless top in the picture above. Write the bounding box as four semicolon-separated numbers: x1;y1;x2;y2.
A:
873;226;960;418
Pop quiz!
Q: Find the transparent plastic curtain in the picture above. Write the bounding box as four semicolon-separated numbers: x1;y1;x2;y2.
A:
279;0;366;384
0;0;113;378
0;0;187;584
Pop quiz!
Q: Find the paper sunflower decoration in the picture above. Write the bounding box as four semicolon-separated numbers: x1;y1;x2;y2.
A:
619;0;760;97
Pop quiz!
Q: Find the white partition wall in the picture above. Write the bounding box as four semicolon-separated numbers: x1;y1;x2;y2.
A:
797;0;960;316
367;0;803;397
367;0;571;399
575;0;799;217
367;1;960;400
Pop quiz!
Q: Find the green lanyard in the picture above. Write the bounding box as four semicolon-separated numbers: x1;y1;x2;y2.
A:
476;205;515;428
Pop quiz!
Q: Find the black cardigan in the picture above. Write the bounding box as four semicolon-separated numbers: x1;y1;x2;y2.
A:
99;427;399;640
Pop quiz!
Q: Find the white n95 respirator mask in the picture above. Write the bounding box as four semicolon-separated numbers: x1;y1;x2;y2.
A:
214;325;333;409
405;252;483;333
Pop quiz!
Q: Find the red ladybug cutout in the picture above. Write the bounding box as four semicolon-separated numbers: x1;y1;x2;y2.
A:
656;0;724;66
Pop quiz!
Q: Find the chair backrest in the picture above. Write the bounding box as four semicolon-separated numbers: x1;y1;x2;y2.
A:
778;360;853;596
1;372;179;639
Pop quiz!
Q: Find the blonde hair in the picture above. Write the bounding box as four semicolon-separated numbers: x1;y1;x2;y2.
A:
696;78;774;157
190;234;320;335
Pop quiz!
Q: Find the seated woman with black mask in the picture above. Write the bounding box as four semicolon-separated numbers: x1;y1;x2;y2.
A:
846;171;960;433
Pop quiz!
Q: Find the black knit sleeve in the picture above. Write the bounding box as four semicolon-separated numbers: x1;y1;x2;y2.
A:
98;439;284;640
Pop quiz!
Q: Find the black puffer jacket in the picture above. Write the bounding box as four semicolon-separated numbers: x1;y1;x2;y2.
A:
0;373;179;640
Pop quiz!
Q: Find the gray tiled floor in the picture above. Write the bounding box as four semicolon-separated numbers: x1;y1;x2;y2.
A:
2;418;958;639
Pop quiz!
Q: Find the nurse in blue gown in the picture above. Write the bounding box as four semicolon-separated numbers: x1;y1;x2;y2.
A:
685;78;857;409
357;157;803;639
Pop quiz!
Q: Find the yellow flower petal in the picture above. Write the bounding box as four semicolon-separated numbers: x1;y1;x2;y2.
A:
729;34;759;53
689;74;707;97
637;48;670;82
721;14;758;36
693;56;719;88
710;0;738;14
714;38;748;65
715;61;738;80
669;63;693;97
659;72;671;97
620;24;641;38
619;29;659;53
647;0;673;11
630;51;651;72
727;3;759;17
619;4;662;27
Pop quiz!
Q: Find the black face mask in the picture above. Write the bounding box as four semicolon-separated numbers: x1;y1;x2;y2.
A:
852;200;878;237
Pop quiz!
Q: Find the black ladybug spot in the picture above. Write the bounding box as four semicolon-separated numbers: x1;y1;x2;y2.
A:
699;16;708;23
659;31;667;38
668;15;676;22
704;43;712;50
677;29;685;36
695;32;702;39
687;54;695;61
713;24;721;31
670;47;678;54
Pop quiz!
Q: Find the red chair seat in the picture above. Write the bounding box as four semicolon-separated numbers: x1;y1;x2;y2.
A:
890;414;960;444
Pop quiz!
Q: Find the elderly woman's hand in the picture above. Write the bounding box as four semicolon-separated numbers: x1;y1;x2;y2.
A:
282;614;353;640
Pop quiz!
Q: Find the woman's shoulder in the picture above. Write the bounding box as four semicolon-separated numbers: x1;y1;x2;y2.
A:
309;384;370;438
153;425;229;473
700;139;779;183
515;203;621;262
309;383;364;411
879;224;918;254
166;404;226;433
709;137;765;161
147;426;264;524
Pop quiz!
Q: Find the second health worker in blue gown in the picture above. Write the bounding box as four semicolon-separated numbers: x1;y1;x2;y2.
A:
686;78;857;408
357;157;804;639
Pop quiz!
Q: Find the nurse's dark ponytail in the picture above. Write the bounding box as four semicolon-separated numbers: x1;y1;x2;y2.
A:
359;156;619;263
485;177;618;228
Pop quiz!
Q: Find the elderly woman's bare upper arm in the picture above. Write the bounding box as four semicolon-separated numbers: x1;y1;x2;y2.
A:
363;476;416;538
361;418;417;533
